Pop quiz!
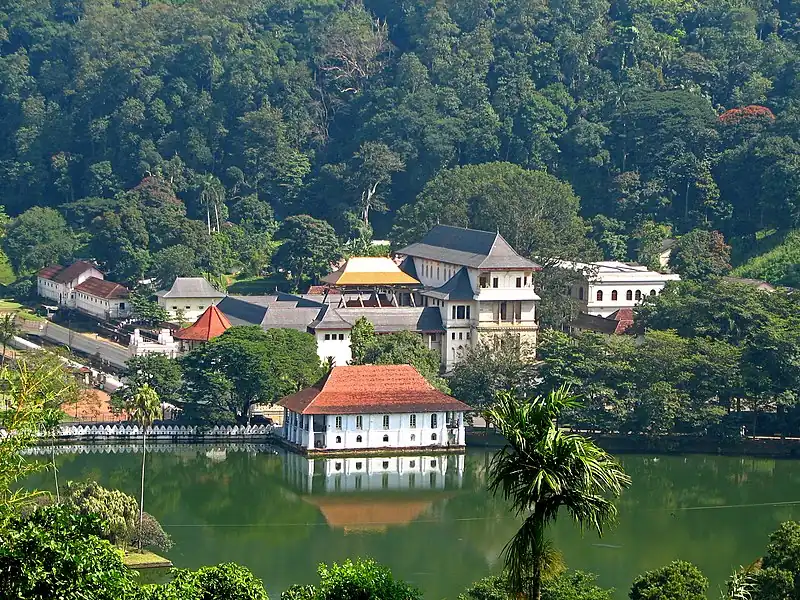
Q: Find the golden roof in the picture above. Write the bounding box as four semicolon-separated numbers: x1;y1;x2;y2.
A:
321;257;420;286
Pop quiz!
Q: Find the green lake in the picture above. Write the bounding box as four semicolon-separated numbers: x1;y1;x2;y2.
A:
27;445;800;599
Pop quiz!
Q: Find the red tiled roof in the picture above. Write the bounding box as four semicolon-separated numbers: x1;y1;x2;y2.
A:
38;265;64;280
279;365;471;415
52;260;99;284
608;308;634;334
74;277;129;299
174;305;231;341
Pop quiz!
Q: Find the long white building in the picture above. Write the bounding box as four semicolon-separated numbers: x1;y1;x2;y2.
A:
279;364;469;453
557;260;681;318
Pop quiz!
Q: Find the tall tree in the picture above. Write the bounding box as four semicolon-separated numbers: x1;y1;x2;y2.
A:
485;387;630;600
669;229;732;280
273;215;342;290
123;383;162;551
3;207;76;274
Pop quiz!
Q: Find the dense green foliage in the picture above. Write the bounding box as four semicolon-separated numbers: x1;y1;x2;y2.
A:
628;561;708;600
3;0;800;287
732;229;800;287
181;326;323;423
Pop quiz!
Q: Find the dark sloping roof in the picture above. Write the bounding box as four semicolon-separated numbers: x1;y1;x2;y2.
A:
396;225;539;270
424;267;475;301
74;277;129;300
398;256;419;280
45;261;99;284
216;296;269;326
279;365;471;415
311;306;444;333
156;277;225;299
262;307;324;331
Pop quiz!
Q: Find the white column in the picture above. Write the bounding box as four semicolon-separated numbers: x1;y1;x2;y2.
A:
307;415;314;450
457;412;465;446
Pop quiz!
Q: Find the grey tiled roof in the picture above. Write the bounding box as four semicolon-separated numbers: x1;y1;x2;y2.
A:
396;225;539;270
312;306;444;333
156;277;225;299
424;267;475;301
261;307;323;331
217;296;269;327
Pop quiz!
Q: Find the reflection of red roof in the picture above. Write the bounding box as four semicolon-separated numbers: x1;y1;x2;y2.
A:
174;305;231;341
74;277;129;299
304;495;435;532
279;365;471;415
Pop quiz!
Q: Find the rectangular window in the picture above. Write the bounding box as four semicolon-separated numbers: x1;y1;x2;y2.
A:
500;302;508;321
356;416;363;430
198;305;205;310
479;276;488;288
383;415;390;429
466;332;471;340
492;277;499;288
324;334;330;340
335;416;342;430
458;332;463;340
338;333;345;340
119;302;126;309
524;276;528;286
172;306;178;310
437;267;440;278
451;332;456;340
466;306;471;319
410;414;417;428
431;413;438;428
452;306;457;319
456;305;465;319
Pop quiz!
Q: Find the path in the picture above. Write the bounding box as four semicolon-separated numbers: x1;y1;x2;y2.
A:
20;320;130;369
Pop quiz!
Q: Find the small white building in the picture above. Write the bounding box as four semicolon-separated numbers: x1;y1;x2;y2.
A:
38;261;104;308
128;328;180;359
557;260;681;318
156;277;226;322
279;364;470;453
74;278;132;320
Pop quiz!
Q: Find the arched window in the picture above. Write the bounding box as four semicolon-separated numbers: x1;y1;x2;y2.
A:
431;433;437;441
410;434;416;442
335;462;342;471
430;460;437;467
611;290;618;301
650;289;657;296
356;435;362;443
382;434;389;442
431;414;438;428
335;436;341;444
578;287;584;300
635;290;642;300
596;290;603;301
626;290;633;301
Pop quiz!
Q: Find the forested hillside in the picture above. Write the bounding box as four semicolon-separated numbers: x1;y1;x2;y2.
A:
2;0;800;286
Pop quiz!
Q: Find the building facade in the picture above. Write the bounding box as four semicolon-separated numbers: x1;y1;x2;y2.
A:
37;261;104;308
156;277;226;322
279;365;469;453
74;278;131;320
396;225;541;370
558;261;681;318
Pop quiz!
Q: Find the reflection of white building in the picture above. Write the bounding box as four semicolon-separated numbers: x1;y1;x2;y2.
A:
279;365;469;453
557;260;680;318
284;452;465;494
283;451;465;532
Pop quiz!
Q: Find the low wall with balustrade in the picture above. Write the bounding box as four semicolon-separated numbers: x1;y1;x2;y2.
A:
41;423;276;442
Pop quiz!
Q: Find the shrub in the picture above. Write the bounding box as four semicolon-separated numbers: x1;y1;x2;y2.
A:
130;512;173;552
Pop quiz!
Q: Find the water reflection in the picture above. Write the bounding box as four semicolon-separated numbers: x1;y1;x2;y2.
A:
24;445;800;599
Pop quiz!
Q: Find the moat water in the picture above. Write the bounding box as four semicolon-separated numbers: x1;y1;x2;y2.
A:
27;445;800;598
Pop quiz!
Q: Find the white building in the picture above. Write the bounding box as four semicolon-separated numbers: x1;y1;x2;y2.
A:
156;277;226;322
37;261;132;321
279;364;469;453
396;225;541;370
128;328;180;359
74;278;131;320
38;261;104;308
557;260;681;318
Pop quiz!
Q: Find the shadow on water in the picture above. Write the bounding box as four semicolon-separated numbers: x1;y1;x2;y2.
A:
24;445;800;599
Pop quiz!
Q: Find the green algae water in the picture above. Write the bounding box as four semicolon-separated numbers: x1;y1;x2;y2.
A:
26;446;800;598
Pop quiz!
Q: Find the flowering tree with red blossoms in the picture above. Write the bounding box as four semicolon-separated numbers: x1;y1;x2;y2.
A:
718;105;776;125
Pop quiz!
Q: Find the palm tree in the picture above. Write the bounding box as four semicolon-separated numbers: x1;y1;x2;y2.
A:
125;383;162;551
485;386;631;600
